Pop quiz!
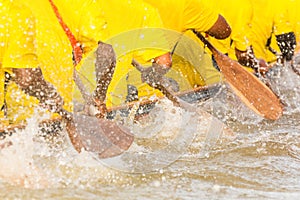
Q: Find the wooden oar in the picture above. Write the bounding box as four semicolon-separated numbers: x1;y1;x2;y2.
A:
49;0;135;158
60;109;133;158
195;32;283;120
57;109;84;152
71;62;135;158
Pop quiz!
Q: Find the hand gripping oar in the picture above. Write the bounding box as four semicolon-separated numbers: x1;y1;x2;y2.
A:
49;0;134;158
195;32;283;120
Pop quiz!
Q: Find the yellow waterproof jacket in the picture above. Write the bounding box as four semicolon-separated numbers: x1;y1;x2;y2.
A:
144;0;222;85
288;0;300;54
250;0;293;62
206;0;253;60
0;0;39;125
20;0;172;108
144;0;219;33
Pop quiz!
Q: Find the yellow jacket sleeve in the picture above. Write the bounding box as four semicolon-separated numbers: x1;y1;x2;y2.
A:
0;2;39;120
251;0;293;62
288;0;300;53
145;0;219;33
56;0;170;107
230;0;253;52
1;3;38;70
183;0;219;33
272;0;292;36
205;0;252;58
57;0;169;62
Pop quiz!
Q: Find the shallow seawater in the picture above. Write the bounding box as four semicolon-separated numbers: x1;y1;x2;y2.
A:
1;65;300;200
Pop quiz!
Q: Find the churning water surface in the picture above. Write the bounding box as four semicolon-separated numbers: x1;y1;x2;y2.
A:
0;64;300;200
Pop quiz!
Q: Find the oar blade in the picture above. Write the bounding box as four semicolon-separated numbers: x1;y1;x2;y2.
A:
71;113;134;159
215;52;283;120
195;32;283;120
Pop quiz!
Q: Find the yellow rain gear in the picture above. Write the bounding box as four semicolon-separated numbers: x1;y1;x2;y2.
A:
0;0;39;126
20;0;173;108
250;0;293;63
206;0;253;60
144;0;223;85
287;0;300;54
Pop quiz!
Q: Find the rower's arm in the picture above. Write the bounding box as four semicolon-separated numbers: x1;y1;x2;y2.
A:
12;67;64;113
205;15;231;40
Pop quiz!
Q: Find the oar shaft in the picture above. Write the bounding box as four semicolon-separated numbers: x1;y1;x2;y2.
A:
193;31;218;55
131;59;145;72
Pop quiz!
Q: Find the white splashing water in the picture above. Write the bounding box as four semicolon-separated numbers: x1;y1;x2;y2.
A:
0;109;118;189
0;98;232;189
0;111;50;188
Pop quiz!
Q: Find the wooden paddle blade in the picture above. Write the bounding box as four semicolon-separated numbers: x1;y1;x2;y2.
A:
65;118;85;153
195;32;283;120
73;113;134;159
214;52;283;120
